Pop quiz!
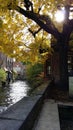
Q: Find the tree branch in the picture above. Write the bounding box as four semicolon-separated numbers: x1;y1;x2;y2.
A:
16;6;60;39
28;27;42;37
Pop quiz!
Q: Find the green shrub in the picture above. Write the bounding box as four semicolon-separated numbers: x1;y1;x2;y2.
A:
26;63;44;88
0;68;7;82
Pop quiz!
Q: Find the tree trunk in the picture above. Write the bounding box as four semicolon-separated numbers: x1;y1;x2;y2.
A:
44;59;49;78
59;44;69;90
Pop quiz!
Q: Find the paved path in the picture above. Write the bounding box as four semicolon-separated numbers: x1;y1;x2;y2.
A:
33;100;60;130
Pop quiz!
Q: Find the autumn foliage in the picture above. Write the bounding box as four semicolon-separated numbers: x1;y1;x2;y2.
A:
0;0;73;65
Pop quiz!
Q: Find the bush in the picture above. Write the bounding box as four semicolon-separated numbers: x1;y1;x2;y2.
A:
26;63;44;88
0;68;7;82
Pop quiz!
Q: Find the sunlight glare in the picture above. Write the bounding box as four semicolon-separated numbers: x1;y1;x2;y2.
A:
55;10;65;22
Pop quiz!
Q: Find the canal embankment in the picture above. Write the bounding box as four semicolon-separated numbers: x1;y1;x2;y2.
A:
0;80;30;113
0;81;51;130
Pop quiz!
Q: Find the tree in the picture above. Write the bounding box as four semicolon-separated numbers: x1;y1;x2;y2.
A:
0;0;73;90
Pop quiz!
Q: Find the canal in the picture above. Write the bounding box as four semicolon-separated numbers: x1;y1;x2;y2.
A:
0;80;30;113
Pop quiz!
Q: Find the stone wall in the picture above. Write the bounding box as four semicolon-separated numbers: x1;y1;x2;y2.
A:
0;81;51;130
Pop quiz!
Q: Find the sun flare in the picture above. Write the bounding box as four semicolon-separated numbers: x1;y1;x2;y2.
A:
55;10;65;22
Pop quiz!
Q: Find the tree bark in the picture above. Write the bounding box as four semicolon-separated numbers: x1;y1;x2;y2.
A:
59;42;69;90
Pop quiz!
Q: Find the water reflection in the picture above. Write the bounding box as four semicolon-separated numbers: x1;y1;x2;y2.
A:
0;80;30;109
9;81;29;105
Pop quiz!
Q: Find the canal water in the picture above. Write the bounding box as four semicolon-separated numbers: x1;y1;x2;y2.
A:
0;80;30;113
